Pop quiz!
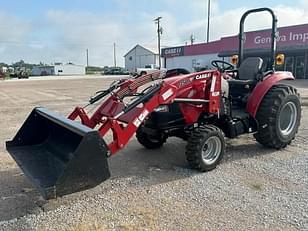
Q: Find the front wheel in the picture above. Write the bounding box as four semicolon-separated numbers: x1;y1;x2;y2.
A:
254;84;301;149
185;125;225;172
136;127;167;149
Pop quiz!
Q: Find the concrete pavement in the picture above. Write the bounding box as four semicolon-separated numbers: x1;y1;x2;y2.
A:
281;80;308;106
1;75;307;105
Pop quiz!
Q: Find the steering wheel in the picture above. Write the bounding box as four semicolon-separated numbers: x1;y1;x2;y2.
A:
211;60;234;72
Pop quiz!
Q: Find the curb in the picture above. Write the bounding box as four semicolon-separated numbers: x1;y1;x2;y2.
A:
301;97;308;107
302;102;308;107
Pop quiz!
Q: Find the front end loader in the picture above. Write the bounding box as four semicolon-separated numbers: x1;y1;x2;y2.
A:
6;8;301;199
7;71;177;199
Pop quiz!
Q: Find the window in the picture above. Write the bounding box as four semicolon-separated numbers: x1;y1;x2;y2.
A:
295;56;305;79
192;59;196;68
285;57;294;73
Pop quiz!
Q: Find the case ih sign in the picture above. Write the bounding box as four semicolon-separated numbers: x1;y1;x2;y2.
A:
162;46;184;57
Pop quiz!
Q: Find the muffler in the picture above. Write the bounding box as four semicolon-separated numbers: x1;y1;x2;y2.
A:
6;107;110;199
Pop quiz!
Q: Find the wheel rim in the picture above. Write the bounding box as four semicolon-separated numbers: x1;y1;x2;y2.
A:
278;101;297;137
201;136;222;165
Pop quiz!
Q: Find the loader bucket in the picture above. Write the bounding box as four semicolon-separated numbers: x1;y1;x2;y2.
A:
6;107;110;200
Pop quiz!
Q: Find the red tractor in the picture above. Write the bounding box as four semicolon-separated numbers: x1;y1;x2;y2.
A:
6;8;301;199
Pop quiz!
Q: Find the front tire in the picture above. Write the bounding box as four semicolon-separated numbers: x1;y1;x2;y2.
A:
185;125;225;172
254;84;301;149
136;127;166;149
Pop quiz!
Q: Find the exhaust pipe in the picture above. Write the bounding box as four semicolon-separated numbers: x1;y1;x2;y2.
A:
6;107;110;199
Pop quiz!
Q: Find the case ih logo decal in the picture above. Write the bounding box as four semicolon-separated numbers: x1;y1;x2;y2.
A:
195;73;212;80
162;46;184;57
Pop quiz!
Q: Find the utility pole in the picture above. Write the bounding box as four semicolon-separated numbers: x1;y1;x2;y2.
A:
207;0;211;43
113;43;117;67
190;34;195;45
86;49;89;67
154;17;163;69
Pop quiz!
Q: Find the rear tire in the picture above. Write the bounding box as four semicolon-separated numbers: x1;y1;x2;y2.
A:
136;127;166;149
185;125;225;172
254;84;301;149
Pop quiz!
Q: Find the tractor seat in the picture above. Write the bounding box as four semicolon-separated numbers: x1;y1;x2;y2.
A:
228;57;263;103
229;57;263;84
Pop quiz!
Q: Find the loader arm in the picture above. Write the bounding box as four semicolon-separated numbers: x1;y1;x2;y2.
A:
68;70;178;155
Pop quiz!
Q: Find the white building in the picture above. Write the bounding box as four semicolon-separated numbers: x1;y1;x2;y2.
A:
32;65;55;76
54;63;85;75
32;63;85;76
124;44;159;72
1;67;8;73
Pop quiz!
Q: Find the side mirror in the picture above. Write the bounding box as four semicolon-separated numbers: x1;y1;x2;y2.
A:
276;54;285;66
231;55;239;65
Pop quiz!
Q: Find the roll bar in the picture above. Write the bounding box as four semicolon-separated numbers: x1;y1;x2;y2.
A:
238;8;278;70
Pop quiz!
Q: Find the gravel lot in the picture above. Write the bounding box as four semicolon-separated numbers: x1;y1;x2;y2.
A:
0;76;307;230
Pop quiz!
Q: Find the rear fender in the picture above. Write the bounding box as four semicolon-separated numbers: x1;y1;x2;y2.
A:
246;71;295;118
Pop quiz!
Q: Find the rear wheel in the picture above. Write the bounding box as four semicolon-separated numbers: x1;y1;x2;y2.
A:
185;125;225;172
254;84;301;149
136;127;166;149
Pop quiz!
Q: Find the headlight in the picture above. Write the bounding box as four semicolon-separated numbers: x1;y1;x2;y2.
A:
154;105;169;112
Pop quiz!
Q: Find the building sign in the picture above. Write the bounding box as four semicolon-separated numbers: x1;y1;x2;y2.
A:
242;24;308;49
162;46;184;57
253;32;308;45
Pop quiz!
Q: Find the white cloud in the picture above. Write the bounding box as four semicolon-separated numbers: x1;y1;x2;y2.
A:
0;11;31;43
42;9;183;66
275;5;308;26
43;10;162;66
171;4;308;44
0;11;32;63
300;0;308;9
1;1;308;66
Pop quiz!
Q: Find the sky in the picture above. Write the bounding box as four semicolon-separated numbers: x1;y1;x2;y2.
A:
0;0;308;67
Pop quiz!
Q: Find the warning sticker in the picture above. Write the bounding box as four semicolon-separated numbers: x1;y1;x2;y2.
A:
212;91;220;97
133;118;142;127
133;109;150;127
162;89;174;101
139;109;149;121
